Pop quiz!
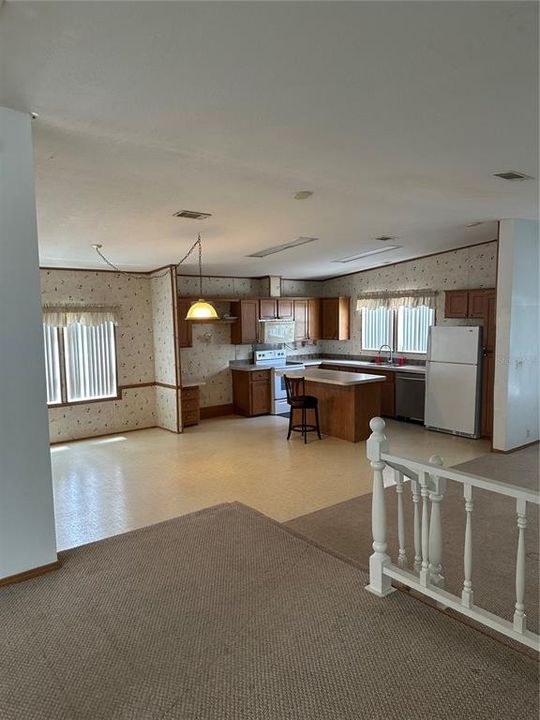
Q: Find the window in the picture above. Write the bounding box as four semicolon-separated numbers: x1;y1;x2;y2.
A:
397;306;434;353
361;307;393;351
43;321;117;405
360;304;434;354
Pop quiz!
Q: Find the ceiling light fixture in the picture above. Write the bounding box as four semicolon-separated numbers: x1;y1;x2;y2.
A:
493;171;534;181
247;236;318;258
173;210;212;220
294;191;313;200
185;234;218;320
332;245;401;263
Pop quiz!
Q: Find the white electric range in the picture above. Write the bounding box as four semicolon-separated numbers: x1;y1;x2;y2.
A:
253;349;305;415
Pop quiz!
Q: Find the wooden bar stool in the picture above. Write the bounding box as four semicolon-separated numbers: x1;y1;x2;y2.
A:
284;375;322;444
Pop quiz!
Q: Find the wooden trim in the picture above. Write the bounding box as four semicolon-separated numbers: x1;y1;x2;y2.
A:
170;267;182;433
200;403;236;419
50;424;157;446
492;439;539;454
0;560;61;588
118;382;155;390
315;239;499;282
154;381;178;390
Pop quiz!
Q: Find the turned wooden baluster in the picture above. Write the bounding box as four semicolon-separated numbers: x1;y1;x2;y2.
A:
513;498;528;634
419;471;430;587
411;477;422;574
428;455;445;588
461;483;474;608
365;417;395;597
395;469;408;569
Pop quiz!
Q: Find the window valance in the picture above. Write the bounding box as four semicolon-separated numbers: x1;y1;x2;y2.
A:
42;304;120;327
356;289;438;311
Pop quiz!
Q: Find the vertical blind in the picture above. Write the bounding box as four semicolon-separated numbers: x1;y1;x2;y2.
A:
43;325;61;404
361;307;393;350
397;306;434;353
64;321;117;402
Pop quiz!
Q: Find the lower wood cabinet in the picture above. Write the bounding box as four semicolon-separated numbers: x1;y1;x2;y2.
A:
232;369;271;416
181;386;200;427
319;364;396;417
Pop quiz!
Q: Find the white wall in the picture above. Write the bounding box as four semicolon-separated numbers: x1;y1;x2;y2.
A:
493;219;540;451
0;108;57;579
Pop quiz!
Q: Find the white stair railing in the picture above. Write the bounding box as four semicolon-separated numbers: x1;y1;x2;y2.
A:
365;417;540;652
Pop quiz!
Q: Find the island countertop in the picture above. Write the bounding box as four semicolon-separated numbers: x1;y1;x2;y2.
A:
284;368;386;387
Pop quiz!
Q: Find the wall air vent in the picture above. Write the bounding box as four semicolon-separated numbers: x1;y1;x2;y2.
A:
173;210;212;220
247;237;318;258
493;171;533;181
332;245;401;263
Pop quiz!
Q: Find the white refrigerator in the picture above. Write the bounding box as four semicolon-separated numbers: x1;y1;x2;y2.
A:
424;326;482;438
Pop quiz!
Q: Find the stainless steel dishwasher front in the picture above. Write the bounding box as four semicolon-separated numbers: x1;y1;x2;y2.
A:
395;373;425;422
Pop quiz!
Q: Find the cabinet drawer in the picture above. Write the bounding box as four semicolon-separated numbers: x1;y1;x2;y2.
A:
182;410;200;426
250;370;270;382
181;387;199;400
182;397;199;412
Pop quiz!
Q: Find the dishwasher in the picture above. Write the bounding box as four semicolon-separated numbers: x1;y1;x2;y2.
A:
395;373;425;423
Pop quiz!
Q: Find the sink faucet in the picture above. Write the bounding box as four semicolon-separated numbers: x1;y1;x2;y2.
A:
378;344;393;364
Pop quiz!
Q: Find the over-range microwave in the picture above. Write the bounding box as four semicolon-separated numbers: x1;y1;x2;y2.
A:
258;320;296;344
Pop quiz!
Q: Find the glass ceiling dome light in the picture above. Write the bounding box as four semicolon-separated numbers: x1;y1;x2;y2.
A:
185;234;218;320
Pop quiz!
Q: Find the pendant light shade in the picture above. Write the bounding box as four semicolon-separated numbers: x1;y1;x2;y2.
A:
185;299;219;320
185;234;218;320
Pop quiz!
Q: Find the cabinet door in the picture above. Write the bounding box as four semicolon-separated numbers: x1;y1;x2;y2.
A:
259;299;277;319
444;290;469;318
277;298;294;319
321;298;339;339
293;300;308;340
178;299;193;348
481;353;495;437
230;300;258;345
483;291;497;352
321;297;350;340
307;298;321;340
251;380;270;415
468;289;491;318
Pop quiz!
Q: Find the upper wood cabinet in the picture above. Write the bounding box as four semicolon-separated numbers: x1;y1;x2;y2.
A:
230;300;259;345
321;297;350;340
444;290;469;318
293;299;308;340
277;298;294;319
307;298;321;341
259;299;277;319
468;289;493;319
178;299;193;348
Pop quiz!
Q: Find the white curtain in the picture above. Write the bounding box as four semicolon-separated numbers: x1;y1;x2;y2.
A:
42;304;119;327
64;321;117;402
356;289;437;311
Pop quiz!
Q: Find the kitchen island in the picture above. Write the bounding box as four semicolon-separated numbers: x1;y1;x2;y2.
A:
284;369;386;442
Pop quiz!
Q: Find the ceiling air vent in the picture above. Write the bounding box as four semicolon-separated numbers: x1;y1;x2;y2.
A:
173;210;212;220
493;171;533;181
375;235;397;242
247;237;318;258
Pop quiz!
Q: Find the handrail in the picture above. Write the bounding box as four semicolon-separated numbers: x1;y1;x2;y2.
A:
365;417;539;652
382;452;540;505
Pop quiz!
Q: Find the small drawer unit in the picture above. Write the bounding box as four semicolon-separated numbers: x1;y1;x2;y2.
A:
181;385;200;427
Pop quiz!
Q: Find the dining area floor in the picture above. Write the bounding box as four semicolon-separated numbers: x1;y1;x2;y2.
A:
50;415;491;551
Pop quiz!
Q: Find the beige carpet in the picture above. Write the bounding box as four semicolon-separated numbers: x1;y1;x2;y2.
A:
286;445;540;638
1;502;537;719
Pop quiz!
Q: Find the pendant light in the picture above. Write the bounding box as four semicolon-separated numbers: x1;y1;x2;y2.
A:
185;234;218;320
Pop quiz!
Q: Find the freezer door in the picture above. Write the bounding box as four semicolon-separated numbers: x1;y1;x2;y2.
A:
427;326;481;365
425;361;480;436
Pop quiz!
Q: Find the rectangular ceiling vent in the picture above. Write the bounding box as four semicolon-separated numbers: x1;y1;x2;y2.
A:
332;245;401;263
247;237;318;258
173;210;212;220
493;171;533;181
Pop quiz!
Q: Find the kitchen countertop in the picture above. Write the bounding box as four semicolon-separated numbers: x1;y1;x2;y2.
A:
302;358;426;375
229;360;304;372
284;368;386;387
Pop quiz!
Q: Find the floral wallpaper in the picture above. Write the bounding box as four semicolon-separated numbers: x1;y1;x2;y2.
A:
41;269;157;442
177;275;264;298
321;241;498;355
151;268;181;431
